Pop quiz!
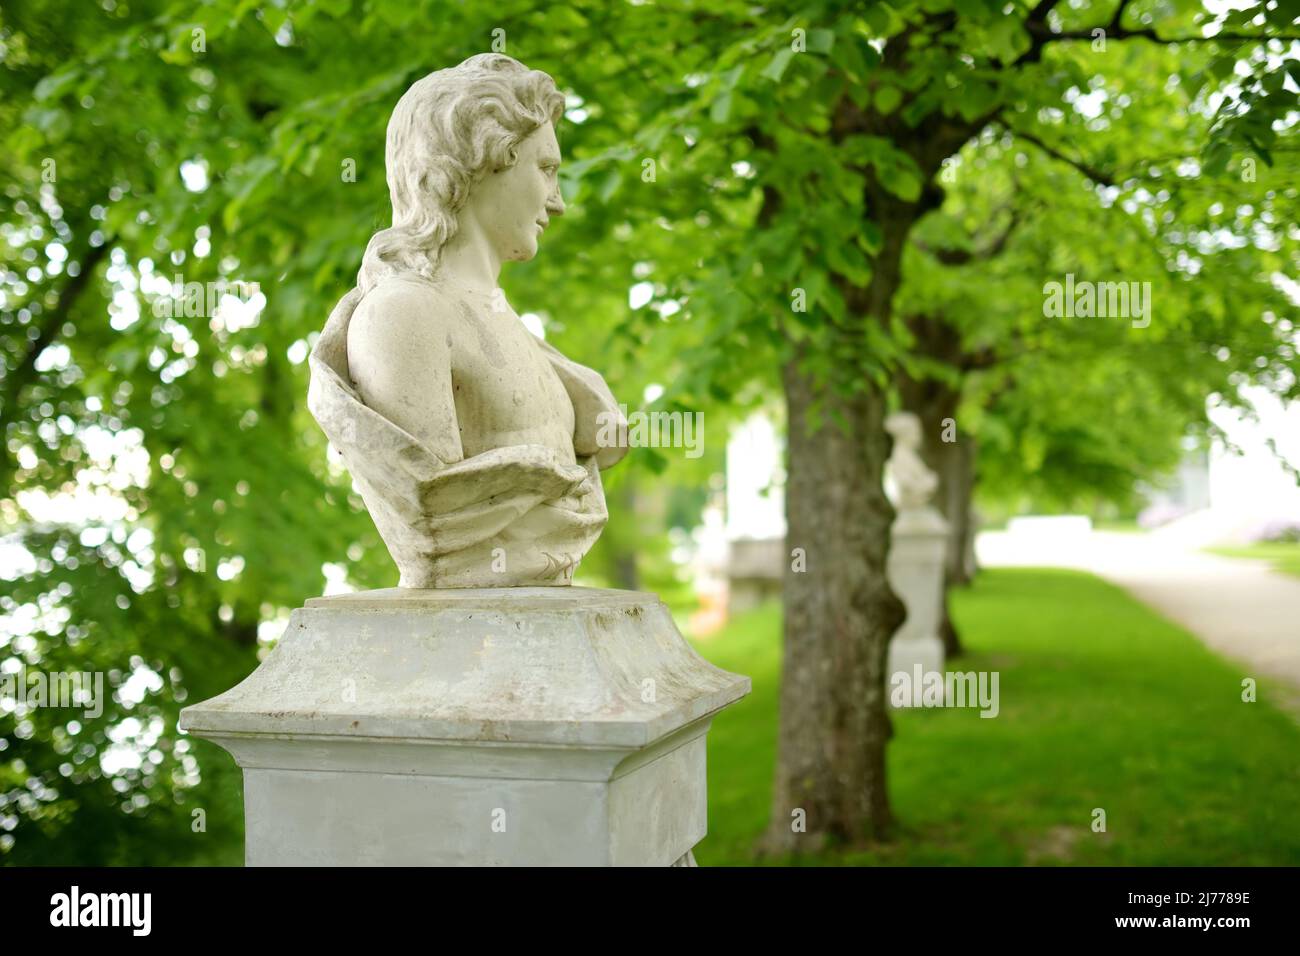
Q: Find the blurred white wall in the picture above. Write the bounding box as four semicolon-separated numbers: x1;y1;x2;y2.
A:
725;413;786;540
1208;386;1300;529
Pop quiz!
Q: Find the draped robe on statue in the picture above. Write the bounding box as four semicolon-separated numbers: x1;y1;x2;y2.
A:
308;285;627;588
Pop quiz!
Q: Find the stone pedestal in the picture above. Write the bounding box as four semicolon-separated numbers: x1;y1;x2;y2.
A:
886;506;948;705
179;587;749;866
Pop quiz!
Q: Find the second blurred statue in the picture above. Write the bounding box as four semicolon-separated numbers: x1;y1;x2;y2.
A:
308;54;627;588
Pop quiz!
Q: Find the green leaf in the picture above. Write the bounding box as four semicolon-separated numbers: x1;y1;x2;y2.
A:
710;91;733;124
807;29;835;54
261;6;290;36
875;85;901;115
762;48;796;82
598;168;622;203
34;70;79;102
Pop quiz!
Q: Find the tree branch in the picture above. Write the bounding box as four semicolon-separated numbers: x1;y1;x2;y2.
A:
1014;0;1066;65
1000;119;1117;187
916;208;1022;265
1025;0;1299;48
1028;23;1300;44
0;240;108;420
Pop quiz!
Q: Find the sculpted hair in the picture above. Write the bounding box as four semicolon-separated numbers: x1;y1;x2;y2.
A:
357;54;565;294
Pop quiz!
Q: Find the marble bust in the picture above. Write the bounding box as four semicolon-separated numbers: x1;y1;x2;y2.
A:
308;54;627;588
885;411;938;511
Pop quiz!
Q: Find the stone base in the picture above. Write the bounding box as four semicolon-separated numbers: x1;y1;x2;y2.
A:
887;506;948;707
886;637;946;707
179;587;749;866
887;506;948;645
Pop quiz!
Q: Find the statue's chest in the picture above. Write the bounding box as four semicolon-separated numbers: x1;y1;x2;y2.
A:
449;308;572;428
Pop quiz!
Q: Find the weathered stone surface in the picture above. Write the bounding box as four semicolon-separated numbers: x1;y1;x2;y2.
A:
309;288;624;588
185;54;750;867
885;411;939;511
886;507;948;702
180;587;750;865
307;53;629;589
885;412;948;701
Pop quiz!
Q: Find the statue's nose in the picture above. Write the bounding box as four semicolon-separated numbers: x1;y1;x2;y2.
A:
546;190;566;217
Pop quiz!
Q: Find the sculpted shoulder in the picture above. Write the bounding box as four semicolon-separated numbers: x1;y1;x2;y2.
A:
345;276;462;462
349;275;459;356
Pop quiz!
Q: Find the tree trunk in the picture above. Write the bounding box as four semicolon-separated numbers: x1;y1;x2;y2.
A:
763;350;906;854
950;435;978;582
937;436;977;657
760;89;977;853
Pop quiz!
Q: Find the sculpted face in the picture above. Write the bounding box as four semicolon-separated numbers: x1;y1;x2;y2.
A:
458;123;566;264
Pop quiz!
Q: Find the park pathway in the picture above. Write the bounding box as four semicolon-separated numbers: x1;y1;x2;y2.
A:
978;527;1300;718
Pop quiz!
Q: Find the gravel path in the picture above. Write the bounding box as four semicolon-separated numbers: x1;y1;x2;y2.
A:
978;529;1300;719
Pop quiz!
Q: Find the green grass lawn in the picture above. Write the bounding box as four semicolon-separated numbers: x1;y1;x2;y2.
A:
690;568;1300;866
1208;541;1300;579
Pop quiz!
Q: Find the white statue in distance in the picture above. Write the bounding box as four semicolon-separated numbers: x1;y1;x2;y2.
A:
885;411;938;511
308;54;627;589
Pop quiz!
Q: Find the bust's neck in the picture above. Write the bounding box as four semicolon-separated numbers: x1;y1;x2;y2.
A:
437;218;500;294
